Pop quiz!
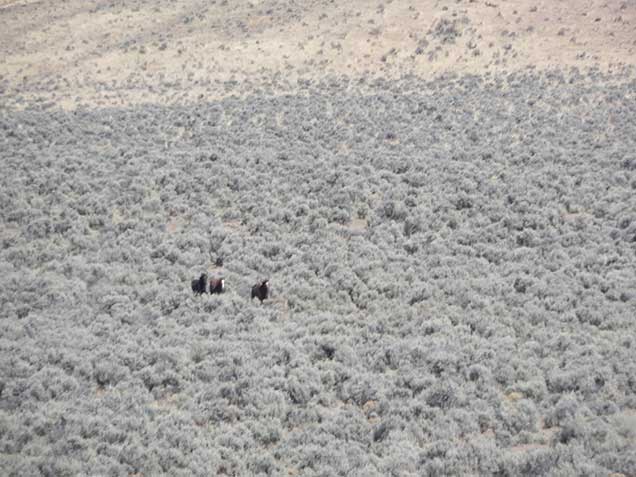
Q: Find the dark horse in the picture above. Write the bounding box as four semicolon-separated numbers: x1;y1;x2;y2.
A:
209;277;225;294
251;280;270;303
191;273;207;295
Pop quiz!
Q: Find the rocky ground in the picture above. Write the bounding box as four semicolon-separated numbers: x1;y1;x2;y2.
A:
1;1;635;476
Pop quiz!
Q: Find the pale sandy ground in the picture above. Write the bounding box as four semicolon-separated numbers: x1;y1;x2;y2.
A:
0;0;634;109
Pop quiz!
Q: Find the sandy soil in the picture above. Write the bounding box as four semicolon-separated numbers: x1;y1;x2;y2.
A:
1;0;635;108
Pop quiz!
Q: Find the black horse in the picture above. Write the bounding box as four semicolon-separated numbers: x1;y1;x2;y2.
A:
251;280;270;303
209;277;225;294
191;273;207;295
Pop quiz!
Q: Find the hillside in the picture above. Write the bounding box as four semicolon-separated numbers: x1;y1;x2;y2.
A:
1;0;635;107
1;1;636;476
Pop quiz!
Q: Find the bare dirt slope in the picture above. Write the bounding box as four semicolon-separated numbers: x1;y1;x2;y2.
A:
1;0;635;108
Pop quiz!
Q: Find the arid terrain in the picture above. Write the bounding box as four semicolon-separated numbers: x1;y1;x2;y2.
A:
2;0;635;107
1;1;635;476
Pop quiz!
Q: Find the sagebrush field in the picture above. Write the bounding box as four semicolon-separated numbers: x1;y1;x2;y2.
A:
1;69;636;476
2;0;636;475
